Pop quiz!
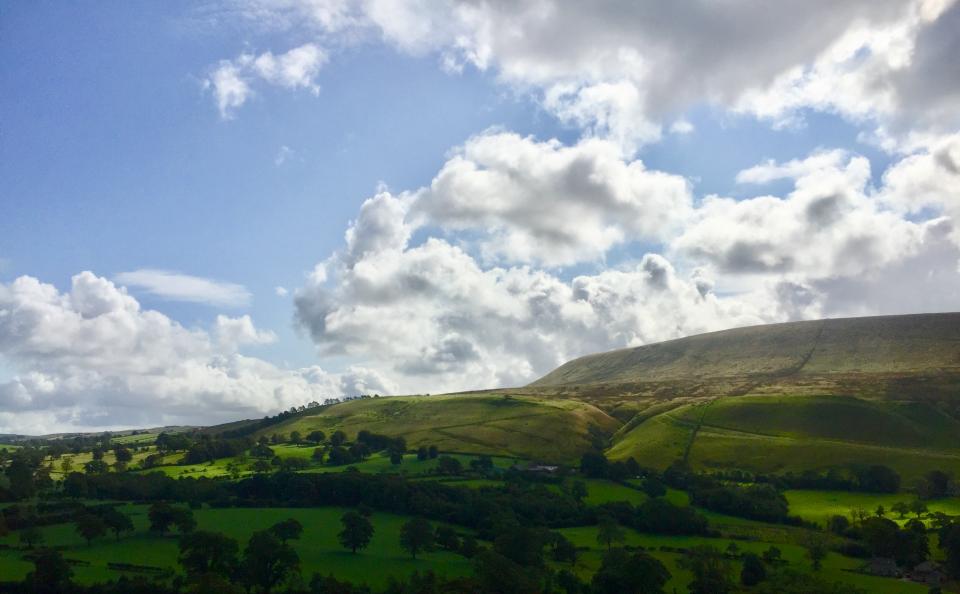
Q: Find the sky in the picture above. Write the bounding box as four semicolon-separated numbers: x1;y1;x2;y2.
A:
1;0;959;434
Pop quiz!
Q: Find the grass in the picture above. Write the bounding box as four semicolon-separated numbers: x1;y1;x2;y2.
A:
263;394;619;464
785;490;960;526
0;506;473;587
609;395;960;482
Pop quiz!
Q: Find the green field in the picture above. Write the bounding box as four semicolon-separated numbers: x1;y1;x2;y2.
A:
0;506;473;587
558;525;930;594
786;490;960;526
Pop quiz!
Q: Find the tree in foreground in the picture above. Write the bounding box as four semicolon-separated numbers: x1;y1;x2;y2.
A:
26;548;73;594
680;546;734;594
803;533;829;571
179;530;240;578
102;507;134;541
269;518;304;544
591;547;670;594
399;517;435;559
19;526;43;549
338;510;374;554
940;522;960;579
740;552;766;586
596;515;626;550
891;501;910;519
242;530;299;594
75;513;107;545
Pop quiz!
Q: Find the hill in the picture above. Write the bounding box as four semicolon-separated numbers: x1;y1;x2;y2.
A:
215;313;960;480
260;393;619;464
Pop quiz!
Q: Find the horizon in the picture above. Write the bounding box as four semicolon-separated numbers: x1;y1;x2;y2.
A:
3;1;960;434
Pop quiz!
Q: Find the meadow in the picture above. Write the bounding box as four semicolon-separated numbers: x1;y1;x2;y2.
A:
0;505;473;588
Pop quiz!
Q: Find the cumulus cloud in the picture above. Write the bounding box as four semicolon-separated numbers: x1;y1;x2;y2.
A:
113;269;252;307
205;42;327;118
0;272;386;433
224;0;939;149
674;151;927;277
294;188;806;395
410;132;692;266
736;0;960;146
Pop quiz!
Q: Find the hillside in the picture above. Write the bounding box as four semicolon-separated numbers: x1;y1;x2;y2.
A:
531;313;960;399
261;393;619;464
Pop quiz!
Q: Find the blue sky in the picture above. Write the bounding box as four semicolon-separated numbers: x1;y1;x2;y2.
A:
1;1;958;433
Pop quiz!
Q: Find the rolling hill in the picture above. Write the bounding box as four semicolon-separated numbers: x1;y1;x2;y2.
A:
229;313;960;478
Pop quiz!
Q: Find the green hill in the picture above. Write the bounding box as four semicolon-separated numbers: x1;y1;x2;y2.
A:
260;393;619;464
226;313;960;480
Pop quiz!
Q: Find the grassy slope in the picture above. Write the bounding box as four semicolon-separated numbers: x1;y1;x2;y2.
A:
262;394;619;464
608;395;960;481
532;313;960;388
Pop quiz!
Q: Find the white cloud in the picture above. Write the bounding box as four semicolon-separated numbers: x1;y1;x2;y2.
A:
224;0;936;150
275;286;289;297
409;132;693;266
204;43;327;118
0;272;387;433
275;145;294;166
113;269;252;307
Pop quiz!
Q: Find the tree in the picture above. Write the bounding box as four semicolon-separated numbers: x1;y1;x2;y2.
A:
149;502;178;534
307;430;326;445
242;530;299;594
390;451;403;465
113;444;133;464
428;445;439;459
641;477;667;498
680;546;734;594
939;523;960;579
827;514;850;534
175;508;197;534
269;518;303;543
84;459;110;474
875;505;886;518
19;526;44;549
75;514;107;545
7;459;36;499
338;511;374;554
570;481;588;503
417;446;429;460
179;530;240;577
399;517;434;559
596;515;626;550
289;431;302;445
102;508;134;541
803;534;829;571
579;451;608;478
910;499;929;518
435;525;461;552
740;552;766;586
330;431;346;447
591;547;670;594
311;448;325;464
460;535;480;558
761;545;782;565
436;456;462;475
473;550;539;594
892;501;910;519
27;548;73;593
548;533;577;564
60;457;73;474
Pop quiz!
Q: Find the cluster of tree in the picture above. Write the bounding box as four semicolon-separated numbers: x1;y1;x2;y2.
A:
915;470;957;499
179;436;253;465
688;482;792;523
696;464;908;494
579;452;643;481
596;498;710;536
